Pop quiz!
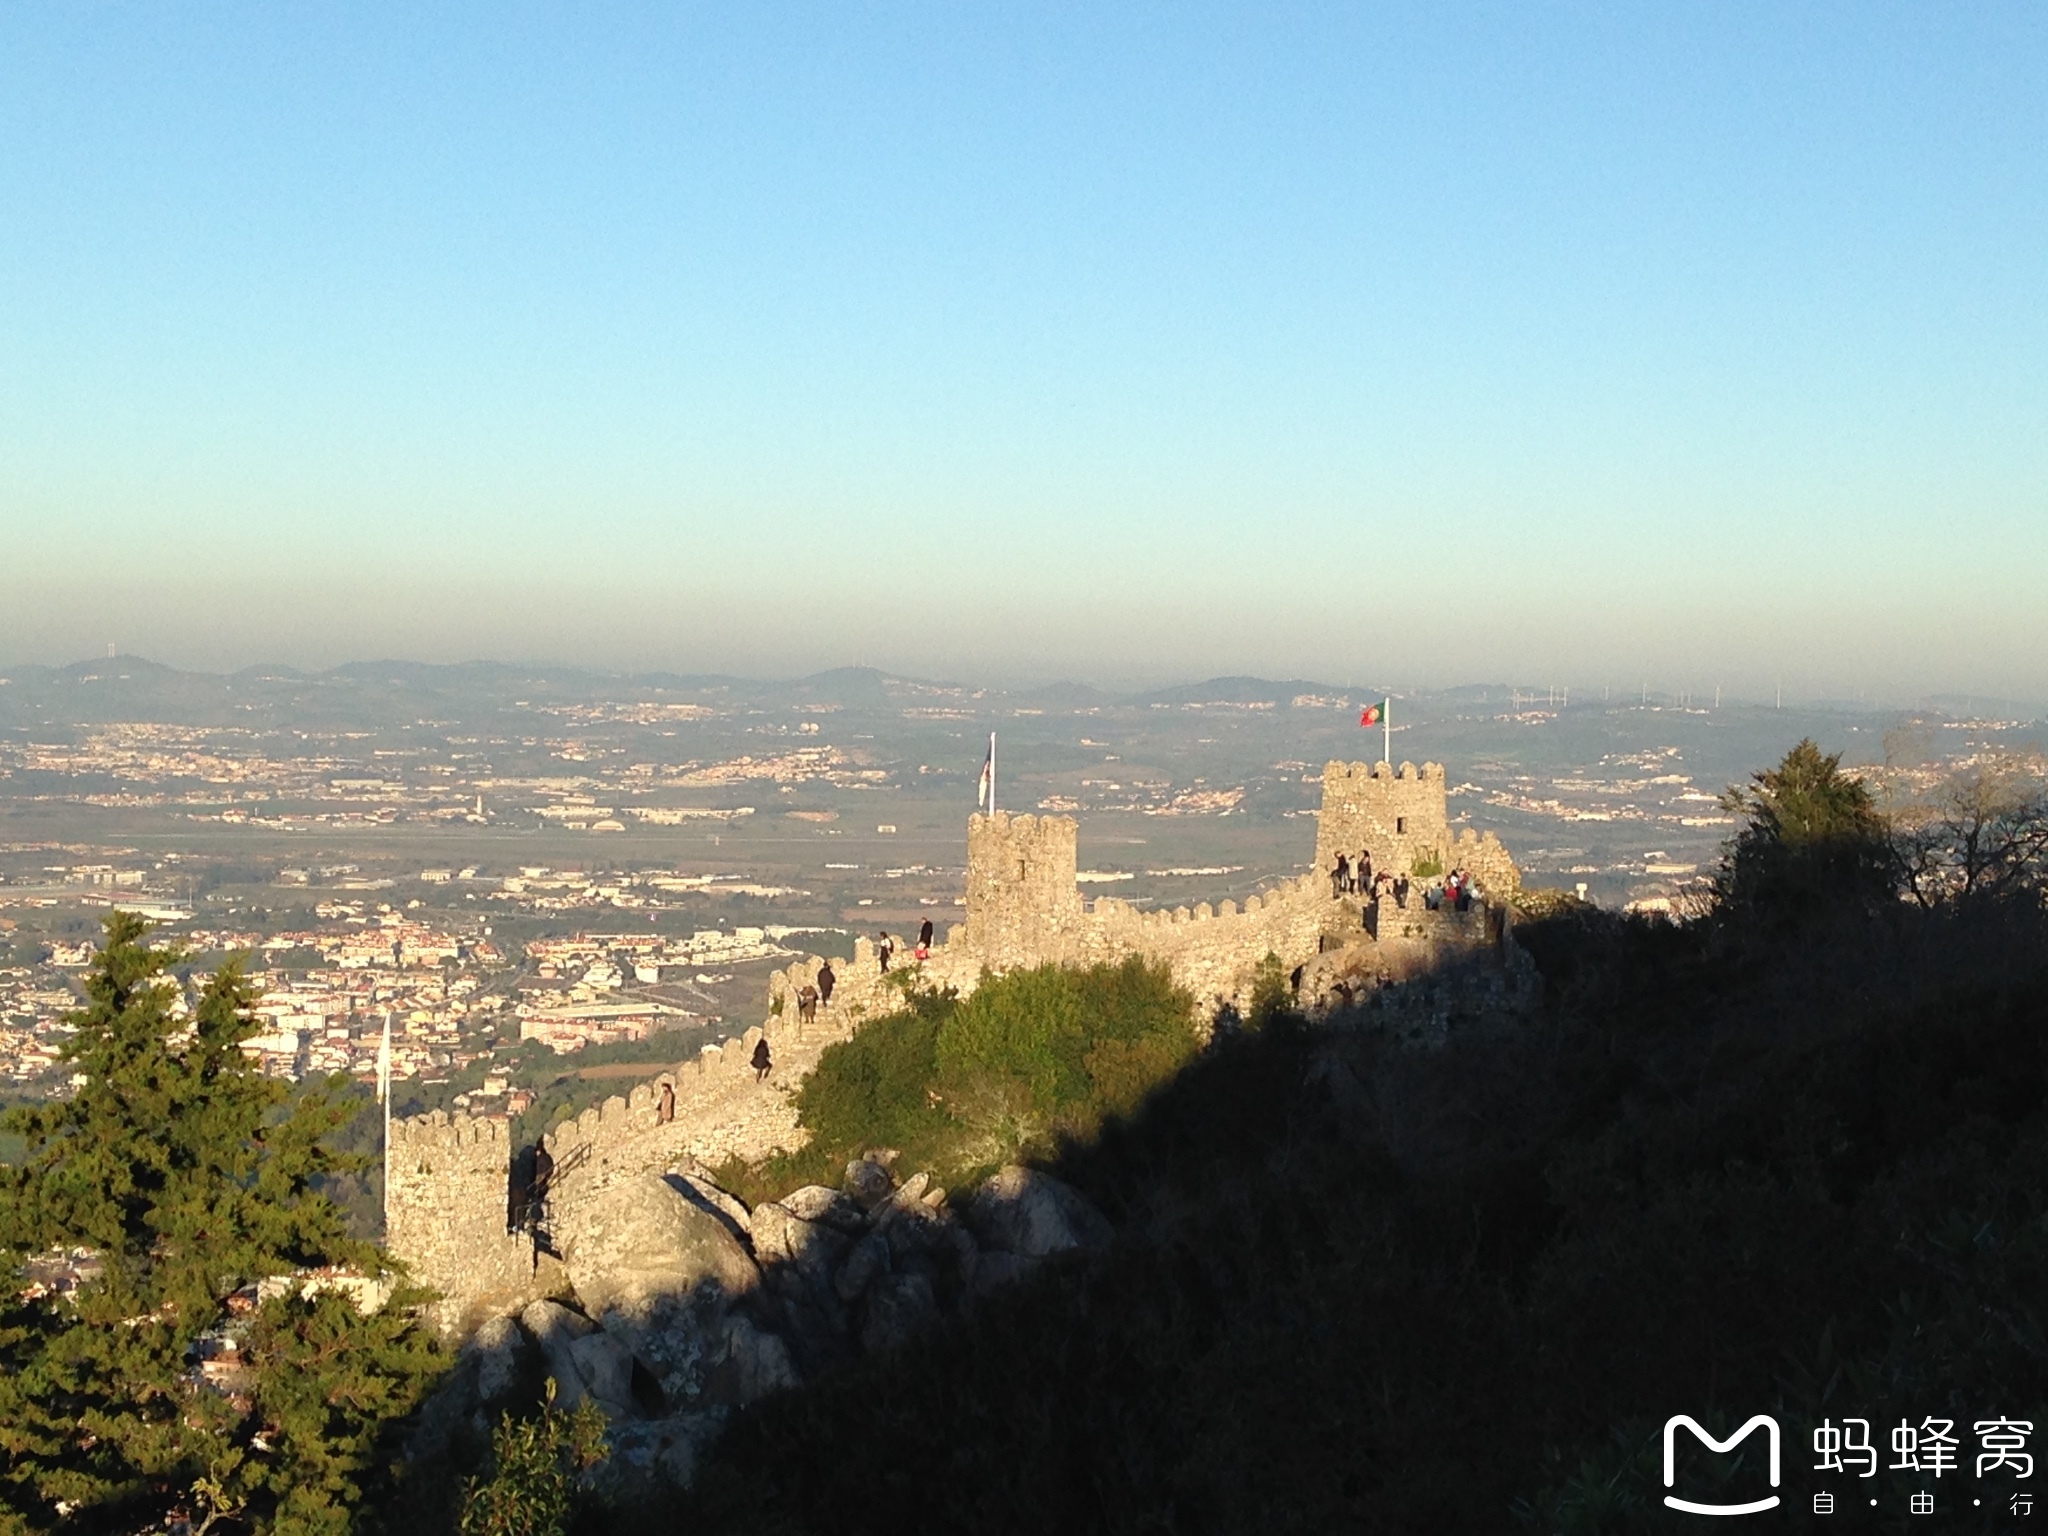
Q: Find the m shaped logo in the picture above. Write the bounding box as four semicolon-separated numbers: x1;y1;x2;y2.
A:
1663;1415;1782;1515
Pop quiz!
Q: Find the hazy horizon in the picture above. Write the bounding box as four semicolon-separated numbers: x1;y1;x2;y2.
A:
1;648;2039;716
4;7;2044;701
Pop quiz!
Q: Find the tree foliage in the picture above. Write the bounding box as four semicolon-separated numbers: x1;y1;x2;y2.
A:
0;913;442;1534
1895;751;2048;908
457;1388;609;1536
1715;738;1893;920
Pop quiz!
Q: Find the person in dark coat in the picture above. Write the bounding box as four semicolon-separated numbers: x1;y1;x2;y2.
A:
507;1149;532;1234
1331;854;1350;899
877;932;894;973
817;959;835;1004
751;1037;773;1082
657;1081;675;1125
918;918;934;950
529;1143;554;1210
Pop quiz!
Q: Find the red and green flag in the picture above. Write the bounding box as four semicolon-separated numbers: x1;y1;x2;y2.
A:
1359;699;1388;727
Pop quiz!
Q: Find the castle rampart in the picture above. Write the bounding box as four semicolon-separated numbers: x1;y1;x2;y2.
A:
387;765;1526;1336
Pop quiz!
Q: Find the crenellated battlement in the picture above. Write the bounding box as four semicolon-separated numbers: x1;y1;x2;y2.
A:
1324;759;1445;783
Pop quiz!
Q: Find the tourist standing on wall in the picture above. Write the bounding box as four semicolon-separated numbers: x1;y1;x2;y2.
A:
878;932;894;973
817;959;835;1004
752;1037;773;1082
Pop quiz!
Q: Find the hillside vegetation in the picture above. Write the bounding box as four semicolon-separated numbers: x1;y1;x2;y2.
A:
664;742;2048;1534
713;956;1202;1205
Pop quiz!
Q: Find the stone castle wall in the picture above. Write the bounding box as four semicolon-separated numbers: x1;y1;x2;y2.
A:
953;811;1336;1011
388;1000;879;1333
389;782;1525;1336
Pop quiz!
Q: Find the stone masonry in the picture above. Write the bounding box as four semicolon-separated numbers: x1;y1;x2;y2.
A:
387;758;1523;1334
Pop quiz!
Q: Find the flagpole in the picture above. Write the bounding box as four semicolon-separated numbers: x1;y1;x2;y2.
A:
378;1013;391;1230
990;731;997;817
1384;700;1392;766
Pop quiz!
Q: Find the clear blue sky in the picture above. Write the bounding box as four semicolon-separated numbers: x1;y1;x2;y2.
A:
2;4;2043;701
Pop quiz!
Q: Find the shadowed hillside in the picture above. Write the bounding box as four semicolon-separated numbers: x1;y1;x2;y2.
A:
656;829;2048;1531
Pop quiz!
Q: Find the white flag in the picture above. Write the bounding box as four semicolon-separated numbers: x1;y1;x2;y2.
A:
977;742;993;810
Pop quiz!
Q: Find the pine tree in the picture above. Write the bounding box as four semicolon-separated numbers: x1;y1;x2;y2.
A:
0;913;443;1534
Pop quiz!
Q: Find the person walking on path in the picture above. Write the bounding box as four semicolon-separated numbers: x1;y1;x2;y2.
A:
877;932;895;973
1331;853;1350;899
817;959;835;1005
657;1081;675;1125
797;984;819;1029
752;1037;772;1082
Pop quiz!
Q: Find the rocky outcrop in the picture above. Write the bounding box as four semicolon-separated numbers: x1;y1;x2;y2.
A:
562;1175;762;1324
430;1157;1115;1494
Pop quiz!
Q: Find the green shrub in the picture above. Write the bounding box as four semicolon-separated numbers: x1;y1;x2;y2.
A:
783;959;1198;1187
796;986;955;1168
458;1389;609;1536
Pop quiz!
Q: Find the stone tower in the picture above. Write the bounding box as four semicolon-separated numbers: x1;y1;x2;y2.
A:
1314;760;1519;896
385;1111;537;1335
961;811;1085;967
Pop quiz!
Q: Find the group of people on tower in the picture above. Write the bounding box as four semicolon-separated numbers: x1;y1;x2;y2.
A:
1331;849;1481;915
1329;850;1378;899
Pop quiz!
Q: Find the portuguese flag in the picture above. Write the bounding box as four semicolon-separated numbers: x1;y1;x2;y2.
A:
1359;699;1388;727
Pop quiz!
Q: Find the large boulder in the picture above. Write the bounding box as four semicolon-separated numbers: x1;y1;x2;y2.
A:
966;1166;1114;1259
522;1298;599;1411
843;1156;895;1210
467;1312;526;1405
780;1184;867;1233
600;1292;718;1414
668;1170;752;1242
750;1200;849;1287
567;1329;639;1415
561;1174;762;1324
702;1313;800;1405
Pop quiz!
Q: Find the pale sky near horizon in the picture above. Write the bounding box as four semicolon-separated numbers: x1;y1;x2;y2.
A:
2;5;2044;703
